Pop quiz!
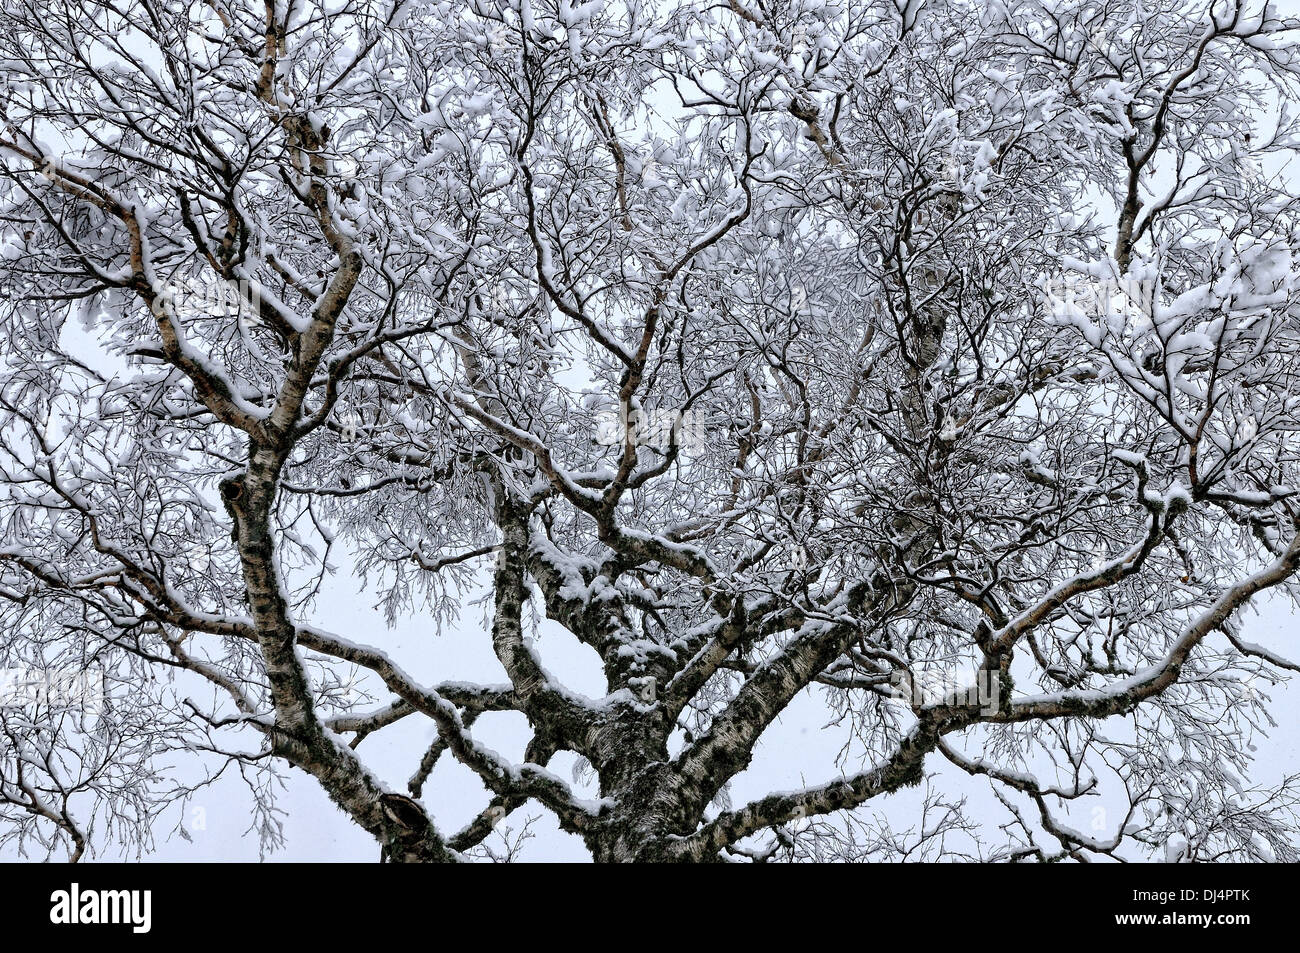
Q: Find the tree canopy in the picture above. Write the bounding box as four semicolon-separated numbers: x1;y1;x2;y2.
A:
3;0;1300;862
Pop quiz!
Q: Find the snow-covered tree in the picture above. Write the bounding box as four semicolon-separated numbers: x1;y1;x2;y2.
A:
3;0;1300;862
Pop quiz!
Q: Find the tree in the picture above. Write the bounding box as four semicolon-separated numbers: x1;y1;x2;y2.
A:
2;0;1300;863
